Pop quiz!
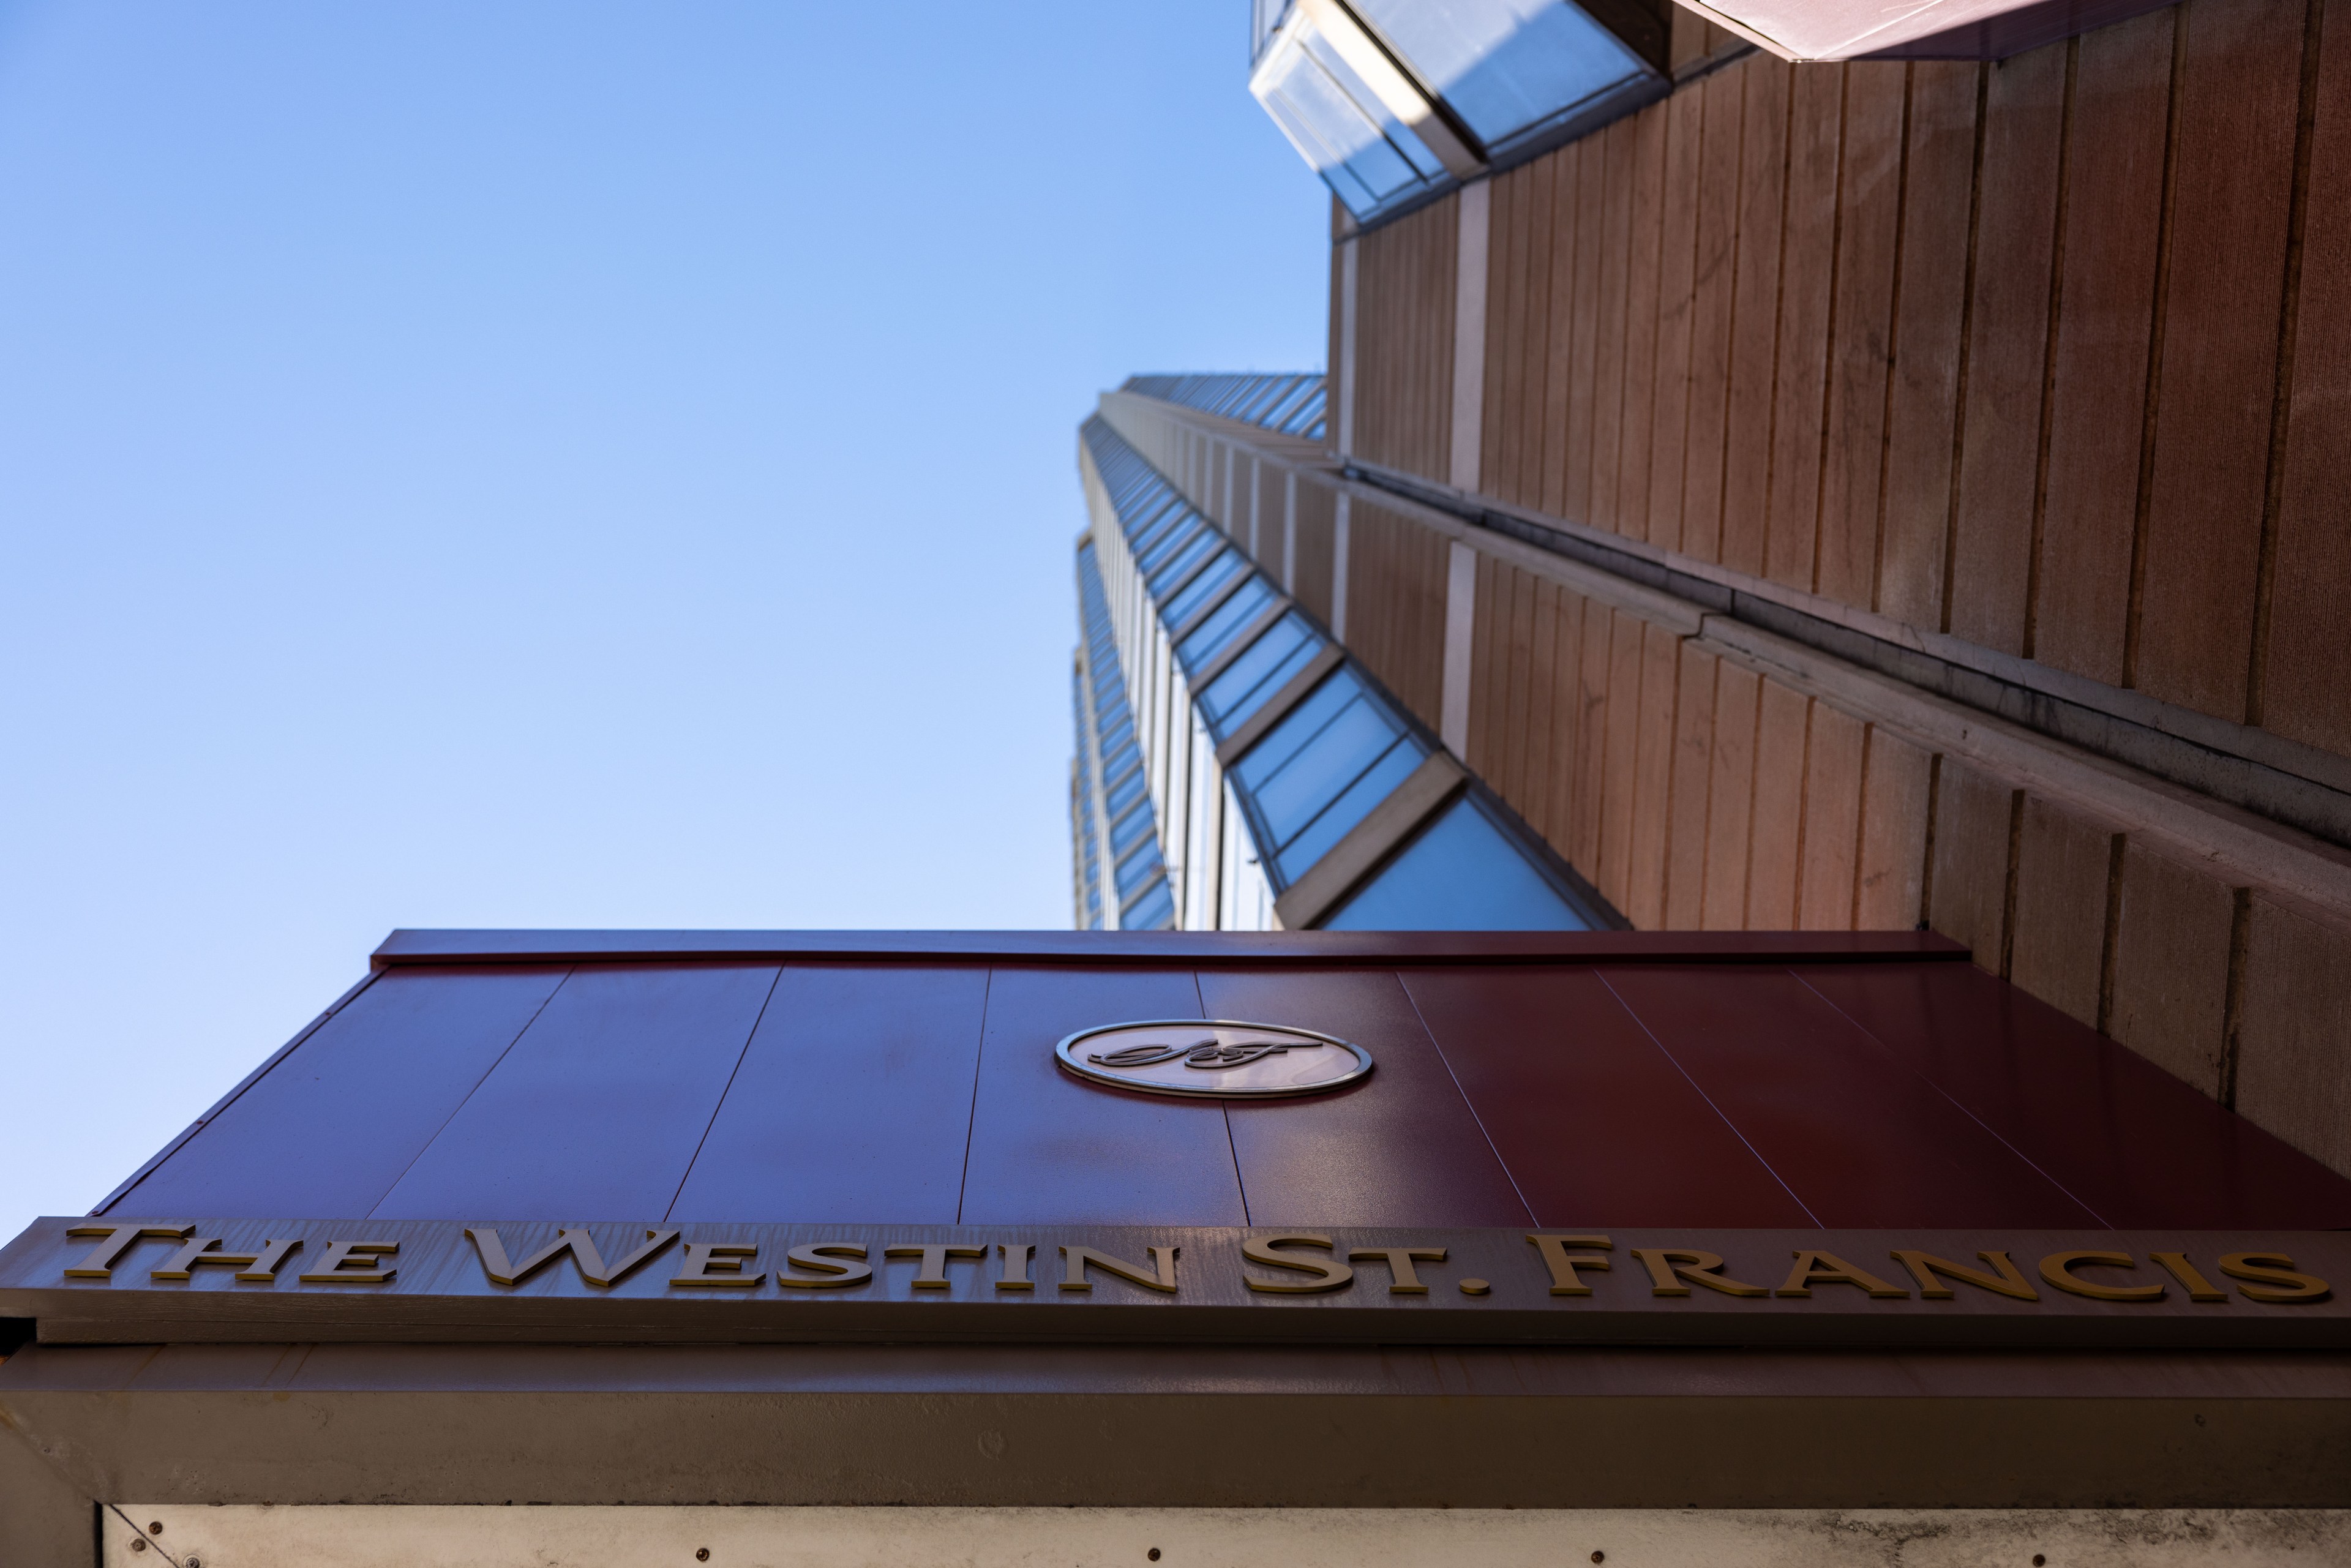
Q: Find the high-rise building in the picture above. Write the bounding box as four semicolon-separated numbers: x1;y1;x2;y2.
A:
1073;0;2351;1197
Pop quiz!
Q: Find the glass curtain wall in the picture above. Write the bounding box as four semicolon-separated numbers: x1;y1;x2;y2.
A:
1122;373;1329;442
1078;411;1611;931
1070;541;1176;930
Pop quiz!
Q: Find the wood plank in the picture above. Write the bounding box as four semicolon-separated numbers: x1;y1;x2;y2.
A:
1202;969;1529;1226
1879;63;1984;628
1662;642;1721;928
1541;143;1583;518
1797;702;1868;929
2031;12;2173;684
1572;595;1616;876
1648;84;1708;552
1720;55;1790;578
1618;100;1670;540
1700;659;1763;929
108;965;571;1220
2135;0;2307;721
670;965;989;1224
1521;159;1561;506
1765;63;1847;592
1816;63;1907;609
1598;607;1646;908
1855;726;1933;929
1589;117;1637;531
2235;895;2351;1176
2108;842;2240;1098
1501;561;1537;805
2266;0;2351;756
1547;588;1591;859
1627;620;1683;928
1926;761;2016;972
1564;130;1609;521
372;962;779;1221
1683;65;1747;563
1523;576;1563;840
1744;677;1812;928
1948;40;2068;657
1466;553;1499;777
2006;796;2118;1030
1489;170;1523;504
958;967;1245;1226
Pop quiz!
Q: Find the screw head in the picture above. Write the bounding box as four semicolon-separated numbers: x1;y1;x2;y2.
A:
187;1558;202;1567
1148;1552;1161;1562
148;1523;163;1536
2034;1558;2047;1567
128;1541;147;1555
697;1552;710;1562
1592;1554;1606;1564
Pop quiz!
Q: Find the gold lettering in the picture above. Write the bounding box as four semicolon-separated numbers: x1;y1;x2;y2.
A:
883;1244;986;1289
467;1226;679;1288
1526;1234;1612;1296
1059;1244;1179;1294
149;1237;260;1282
2148;1251;2229;1302
238;1237;303;1283
1629;1248;1769;1298
2039;1250;2164;1302
1240;1234;1354;1294
298;1240;398;1285
2218;1253;2332;1304
669;1241;763;1288
996;1242;1037;1291
775;1243;872;1289
62;1224;192;1280
1348;1246;1447;1295
1890;1249;2038;1301
1775;1250;1909;1299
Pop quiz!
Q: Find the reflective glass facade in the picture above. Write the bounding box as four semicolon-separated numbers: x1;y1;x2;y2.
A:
1073;406;1610;931
1121;373;1328;441
1247;0;1663;221
1068;540;1176;930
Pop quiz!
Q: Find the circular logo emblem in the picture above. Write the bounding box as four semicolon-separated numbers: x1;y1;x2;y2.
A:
1055;1019;1373;1099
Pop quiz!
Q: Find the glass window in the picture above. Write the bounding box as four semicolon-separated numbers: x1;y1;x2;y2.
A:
1245;686;1406;845
1111;798;1155;853
1324;795;1590;929
1273;736;1422;882
1106;767;1147;818
1234;669;1359;794
1177;574;1277;667
1115;839;1161;897
1122;877;1177;930
1201;612;1322;731
1163;550;1245;628
1251;16;1447;217
1138;517;1206;576
1148;530;1221;594
1351;0;1648;153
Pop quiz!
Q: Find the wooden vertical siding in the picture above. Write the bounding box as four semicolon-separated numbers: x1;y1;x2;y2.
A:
1352;0;2344;757
1349;194;1457;479
1341;497;1450;726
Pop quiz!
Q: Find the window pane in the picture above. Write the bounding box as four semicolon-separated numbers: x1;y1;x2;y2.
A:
1111;798;1155;852
1273;735;1423;881
1202;613;1321;730
1122;877;1177;930
1115;840;1161;896
1351;0;1645;151
1235;669;1358;792
1164;550;1245;627
1177;575;1276;664
1323;795;1589;929
1106;768;1147;817
1250;692;1405;846
1148;530;1221;593
1136;517;1204;573
1253;24;1440;216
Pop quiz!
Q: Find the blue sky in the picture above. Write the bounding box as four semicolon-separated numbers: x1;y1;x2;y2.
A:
0;3;1331;1236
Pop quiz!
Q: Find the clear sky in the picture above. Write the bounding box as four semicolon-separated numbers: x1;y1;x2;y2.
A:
0;3;1331;1238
